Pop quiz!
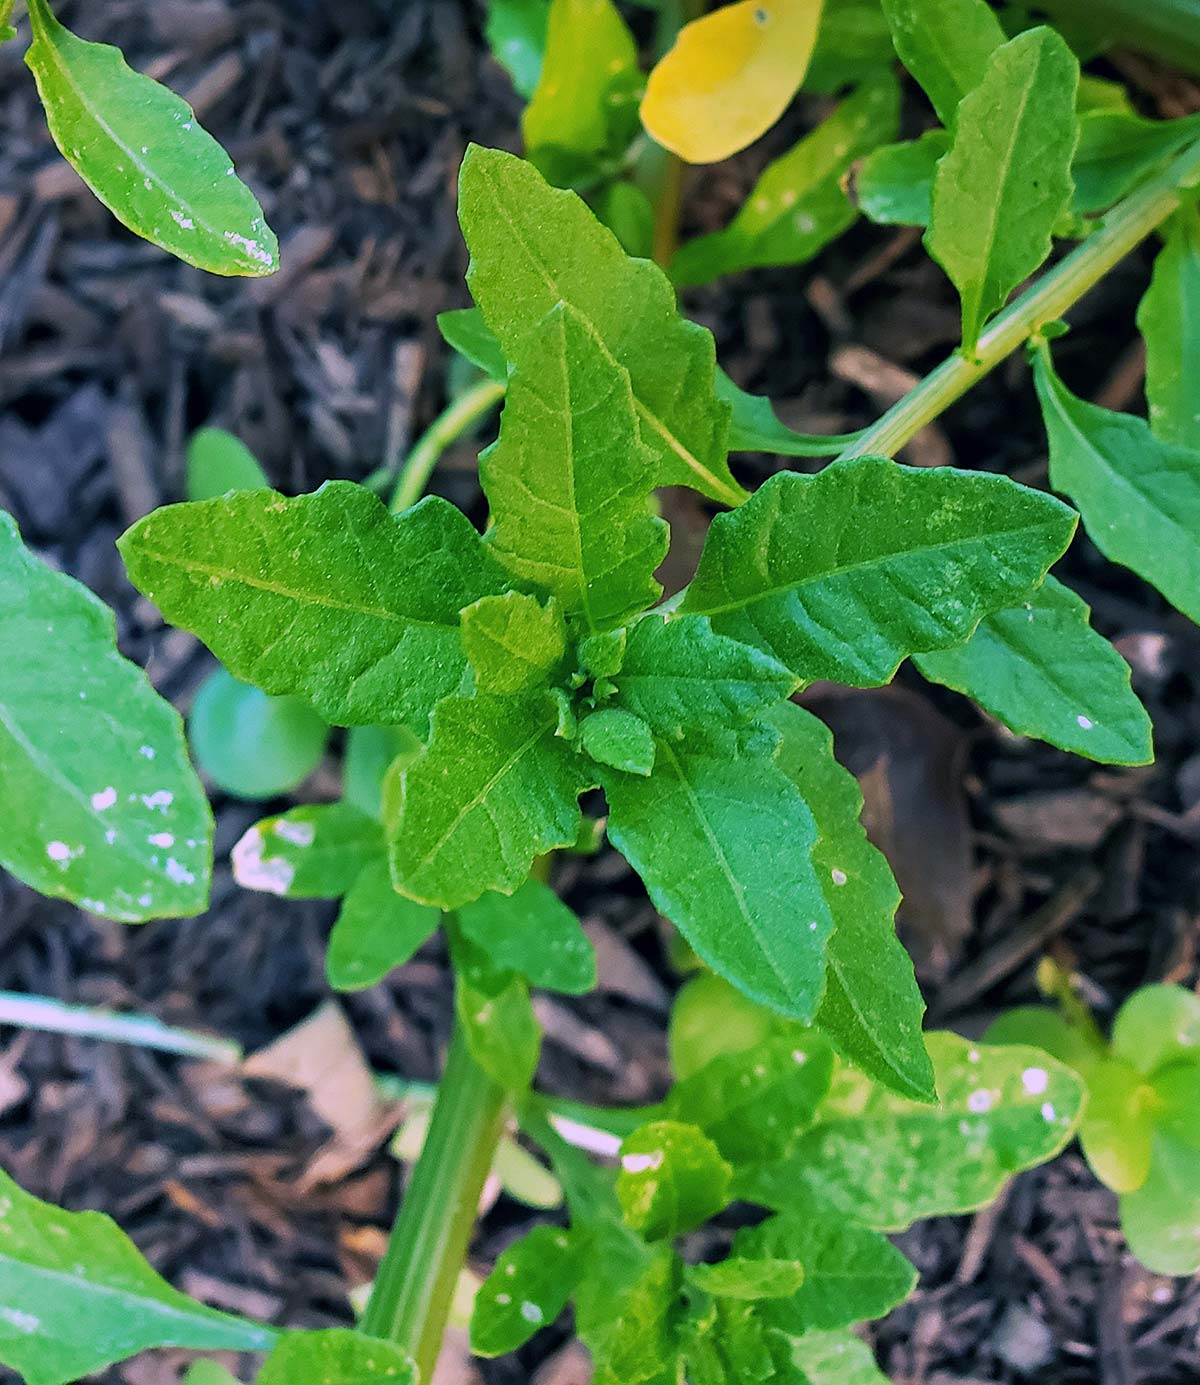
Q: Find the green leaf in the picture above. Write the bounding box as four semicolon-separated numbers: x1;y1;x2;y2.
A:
485;0;550;99
1138;205;1200;447
742;1207;916;1330
683;1298;776;1384
256;1329;416;1384
0;1168;273;1385
670;77;900;289
775;1329;889;1385
717;370;862;458
471;1224;580;1357
24;0;277;277
0;511;211;922
768;703;934;1102
522;0;641;187
610;615;797;740
914;576;1153;766
853;129;949;228
574;1230;679;1385
185;427;269;500
1152;1061;1200;1150
388;693;586;908
182;1364;239;1385
120;483;508;735
682;456;1077;686
616;1120;732;1239
1120;1131;1200;1275
806;0;896;94
1111;984;1200;1076
190;668;329;800
437;307;507;383
580;627;628;678
1072;111;1200;216
579;708;656;777
665;1033;835;1167
232;802;381;899
879;0;1004;126
452;931;542;1090
325;859;439;992
1077;1055;1156;1193
461;592;567;694
669;972;775;1080
1033;346;1200;624
459;145;745;506
742;1033;1085;1229
593;180;655;259
456;876;596;994
925;27;1078;349
603;736;835;1020
343;725;421;821
481;303;667;631
983;1005;1103;1075
686;1256;806;1301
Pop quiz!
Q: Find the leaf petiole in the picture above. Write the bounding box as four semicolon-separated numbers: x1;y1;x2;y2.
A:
389;377;506;514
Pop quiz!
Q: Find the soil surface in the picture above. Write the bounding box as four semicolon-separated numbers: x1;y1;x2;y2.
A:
1;3;1199;1382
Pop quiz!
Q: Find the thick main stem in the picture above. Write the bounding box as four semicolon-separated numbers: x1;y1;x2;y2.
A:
840;137;1200;462
362;1021;507;1376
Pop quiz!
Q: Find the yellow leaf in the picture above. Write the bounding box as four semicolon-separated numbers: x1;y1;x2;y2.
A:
641;0;825;164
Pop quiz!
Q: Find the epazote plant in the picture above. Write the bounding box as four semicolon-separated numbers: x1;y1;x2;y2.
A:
1;0;1199;1380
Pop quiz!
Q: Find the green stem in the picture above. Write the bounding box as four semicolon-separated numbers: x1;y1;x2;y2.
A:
389;378;506;515
361;1020;507;1374
840;136;1200;462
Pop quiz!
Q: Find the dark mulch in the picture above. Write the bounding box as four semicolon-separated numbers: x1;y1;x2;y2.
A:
1;2;1199;1381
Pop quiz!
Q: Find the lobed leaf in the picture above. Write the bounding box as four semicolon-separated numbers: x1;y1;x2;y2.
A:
741;1033;1085;1229
925;26;1078;349
610;615;797;739
456;876;596;994
24;0;277;276
232;802;381;899
256;1329;416;1383
461;591;567;694
878;0;1004;126
325;859;439;992
471;1224;581;1357
388;693;587;909
1034;346;1200;624
914;576;1153;765
671;76;899;287
481;303;667;631
459;145;745;505
768;703;934;1102
1138;205;1200;448
682;456;1077;687
0;511;211;922
640;0;825;165
120;483;508;735
0;1168;273;1385
603;737;835;1020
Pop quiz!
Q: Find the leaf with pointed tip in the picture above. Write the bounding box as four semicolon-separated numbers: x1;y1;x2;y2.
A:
610;615;797;739
256;1330;416;1384
1072;111;1200;216
740;1206;915;1331
119;484;508;735
603;737;834;1020
0;1168;274;1385
671;76;899;288
686;1256;805;1301
1034;346;1200;624
718;370;862;457
461;592;567;694
1138;205;1200;447
579;709;656;777
389;693;587;908
768;702;934;1103
451;928;542;1090
471;1224;581;1357
185;427;269;500
682;456;1077;686
522;0;641;187
879;0;1003;126
0;511;211;922
24;0;277;276
854;129;949;228
915;576;1152;765
456;876;596;994
459;145;745;506
437;307;507;382
926;27;1078;348
326;859;439;992
617;1119;732;1239
740;1033;1085;1229
481;304;667;631
232;802;381;899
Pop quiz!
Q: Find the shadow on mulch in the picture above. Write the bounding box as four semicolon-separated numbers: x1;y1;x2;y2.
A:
1;1;1199;1380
